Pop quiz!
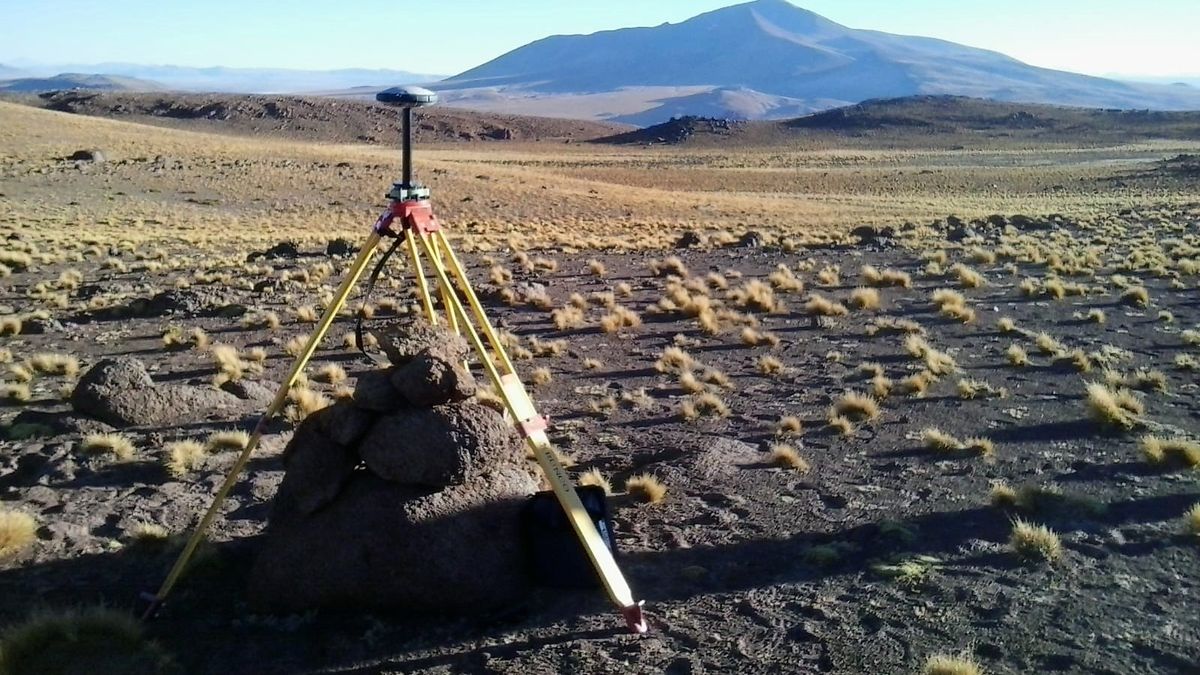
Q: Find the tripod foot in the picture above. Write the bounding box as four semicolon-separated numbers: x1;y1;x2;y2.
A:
621;601;648;634
138;592;164;622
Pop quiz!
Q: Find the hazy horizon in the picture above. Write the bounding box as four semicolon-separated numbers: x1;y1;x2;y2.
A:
1;0;1198;82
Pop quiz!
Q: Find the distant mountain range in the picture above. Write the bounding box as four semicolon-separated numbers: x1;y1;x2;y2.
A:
0;63;441;94
0;72;166;94
4;0;1199;125
435;0;1200;123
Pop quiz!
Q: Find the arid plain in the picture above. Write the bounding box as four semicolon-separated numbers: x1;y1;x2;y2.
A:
0;97;1198;674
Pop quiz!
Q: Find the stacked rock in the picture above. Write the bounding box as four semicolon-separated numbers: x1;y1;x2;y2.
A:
248;323;538;613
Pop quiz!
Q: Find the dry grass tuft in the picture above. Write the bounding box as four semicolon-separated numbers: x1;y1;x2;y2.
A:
776;416;803;437
287;386;330;424
848;287;881;310
1085;382;1143;430
924;653;983;675
531;367;553;385
769;444;810;471
757;355;785;376
625;473;667;503
578;468;612;494
804;293;849;317
0;510;37;558
0;606;172;675
1009;518;1063;561
586;259;607;277
599;305;641;333
1185;503;1200;537
679;392;730;420
26;353;80;377
553;305;587;331
827;414;855;437
1140;435;1200;469
730;280;781;313
1006;344;1030;367
314;363;348;385
80;433;136;461
205;430;250;451
832;391;880;422
164;440;206;478
922;427;963;452
1118;286;1150;307
655;346;695;373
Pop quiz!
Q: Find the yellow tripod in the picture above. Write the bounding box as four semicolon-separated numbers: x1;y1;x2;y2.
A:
141;86;647;634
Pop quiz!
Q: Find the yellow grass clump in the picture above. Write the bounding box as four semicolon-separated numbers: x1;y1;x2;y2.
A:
848;287;881;310
804;294;848;317
1140;435;1200;468
769;444;810;472
1185;503;1200;537
26;353;80;377
80;433;136;461
1009;518;1063;561
832;391;880;422
1084;382;1143;430
0;510;37;558
578;469;612;494
924;653;984;675
205;430;250;451
776;416;803;437
625;474;667;503
164;440;206;478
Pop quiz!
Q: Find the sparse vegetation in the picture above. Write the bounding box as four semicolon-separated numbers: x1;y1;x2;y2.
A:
768;444;810;471
80;433;136;461
0;510;37;558
625;473;667;503
1009;518;1063;562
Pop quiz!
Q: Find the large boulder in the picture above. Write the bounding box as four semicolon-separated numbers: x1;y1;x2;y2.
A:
70;358;244;427
248;468;536;613
358;402;519;488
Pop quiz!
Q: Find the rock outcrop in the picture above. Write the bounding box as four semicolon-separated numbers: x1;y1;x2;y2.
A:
248;323;537;613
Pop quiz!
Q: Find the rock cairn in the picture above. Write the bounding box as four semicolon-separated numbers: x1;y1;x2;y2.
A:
248;323;538;613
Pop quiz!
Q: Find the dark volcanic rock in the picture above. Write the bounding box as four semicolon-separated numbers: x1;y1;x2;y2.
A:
736;231;765;248
311;399;376;447
274;418;360;518
325;237;357;257
71;357;244;427
68;148;106;162
246;240;301;262
377;321;469;366
248;468;535;613
674;231;704;248
389;353;476;407
351;369;404;413
358;402;517;488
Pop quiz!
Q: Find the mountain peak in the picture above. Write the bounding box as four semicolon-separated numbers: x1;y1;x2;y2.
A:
443;1;1200;121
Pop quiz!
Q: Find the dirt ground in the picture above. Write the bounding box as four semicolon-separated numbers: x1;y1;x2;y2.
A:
1;204;1199;673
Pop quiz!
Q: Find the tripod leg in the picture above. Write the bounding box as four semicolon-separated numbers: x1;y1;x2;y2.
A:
429;235;460;335
405;233;437;325
432;231;517;377
142;232;382;619
411;232;646;633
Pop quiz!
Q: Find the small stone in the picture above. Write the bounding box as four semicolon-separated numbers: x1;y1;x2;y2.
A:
389;353;476;407
351;369;404;413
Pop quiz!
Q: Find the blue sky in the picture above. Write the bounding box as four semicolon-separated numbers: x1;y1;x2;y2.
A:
2;0;1197;78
